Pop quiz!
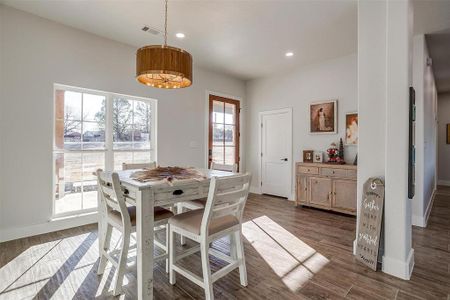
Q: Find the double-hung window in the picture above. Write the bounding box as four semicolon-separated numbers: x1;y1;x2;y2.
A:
53;85;157;217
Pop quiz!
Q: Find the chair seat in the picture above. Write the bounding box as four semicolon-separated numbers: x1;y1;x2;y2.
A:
169;209;239;236
109;206;174;226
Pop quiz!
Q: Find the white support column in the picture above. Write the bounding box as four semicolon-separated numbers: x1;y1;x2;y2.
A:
357;0;414;279
383;0;414;279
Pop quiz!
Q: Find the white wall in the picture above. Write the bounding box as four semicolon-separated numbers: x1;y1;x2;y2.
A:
245;54;357;196
412;35;438;227
0;6;245;241
358;0;414;280
438;93;450;184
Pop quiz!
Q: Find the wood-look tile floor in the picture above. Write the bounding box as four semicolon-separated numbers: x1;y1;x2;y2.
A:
1;188;449;299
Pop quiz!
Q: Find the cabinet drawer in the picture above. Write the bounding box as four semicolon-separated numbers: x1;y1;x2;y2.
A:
346;169;357;179
298;166;319;175
154;186;201;202
320;167;347;177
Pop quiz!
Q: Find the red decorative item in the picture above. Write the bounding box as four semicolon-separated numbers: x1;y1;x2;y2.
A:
327;142;339;163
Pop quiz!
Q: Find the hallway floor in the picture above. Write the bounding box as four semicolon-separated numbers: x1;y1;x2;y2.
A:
0;189;449;299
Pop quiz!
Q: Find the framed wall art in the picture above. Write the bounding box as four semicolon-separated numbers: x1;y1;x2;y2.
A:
345;112;358;145
310;100;337;134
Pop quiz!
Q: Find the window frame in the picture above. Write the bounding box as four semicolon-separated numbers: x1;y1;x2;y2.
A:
52;84;157;218
208;94;240;171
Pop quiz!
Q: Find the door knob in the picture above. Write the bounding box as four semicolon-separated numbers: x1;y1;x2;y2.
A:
281;158;288;161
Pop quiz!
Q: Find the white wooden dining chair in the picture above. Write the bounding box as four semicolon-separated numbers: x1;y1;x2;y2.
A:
122;161;157;170
168;173;251;300
177;162;238;245
96;169;173;296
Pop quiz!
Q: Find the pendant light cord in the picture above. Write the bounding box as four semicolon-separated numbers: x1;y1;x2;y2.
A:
164;0;168;46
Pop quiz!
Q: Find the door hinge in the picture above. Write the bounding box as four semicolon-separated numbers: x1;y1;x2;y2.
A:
261;181;263;186
261;123;263;128
261;153;263;157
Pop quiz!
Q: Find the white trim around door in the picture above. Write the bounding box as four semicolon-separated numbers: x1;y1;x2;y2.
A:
259;108;293;199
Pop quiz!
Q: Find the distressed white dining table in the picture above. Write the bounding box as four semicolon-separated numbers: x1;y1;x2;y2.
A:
97;168;236;300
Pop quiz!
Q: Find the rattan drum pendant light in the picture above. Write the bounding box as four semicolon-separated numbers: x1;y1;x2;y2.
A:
136;0;193;89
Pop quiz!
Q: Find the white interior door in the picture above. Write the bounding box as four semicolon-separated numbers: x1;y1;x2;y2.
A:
260;108;292;198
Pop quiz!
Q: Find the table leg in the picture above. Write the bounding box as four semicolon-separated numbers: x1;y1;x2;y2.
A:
136;189;154;300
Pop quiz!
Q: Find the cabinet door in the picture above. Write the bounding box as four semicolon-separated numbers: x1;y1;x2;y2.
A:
309;177;332;208
296;176;309;205
333;179;357;214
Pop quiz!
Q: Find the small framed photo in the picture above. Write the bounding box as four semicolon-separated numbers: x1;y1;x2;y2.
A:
313;151;323;163
310;100;337;134
303;150;314;163
345;112;358;145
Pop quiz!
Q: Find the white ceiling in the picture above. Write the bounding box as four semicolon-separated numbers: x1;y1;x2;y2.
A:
1;0;358;80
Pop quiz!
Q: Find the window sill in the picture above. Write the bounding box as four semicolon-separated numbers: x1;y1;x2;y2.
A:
51;210;98;222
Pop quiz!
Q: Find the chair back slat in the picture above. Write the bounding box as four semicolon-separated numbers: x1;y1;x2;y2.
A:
214;176;247;192
201;173;251;235
96;169;131;227
214;188;248;206
210;162;238;173
122;162;157;170
211;201;241;219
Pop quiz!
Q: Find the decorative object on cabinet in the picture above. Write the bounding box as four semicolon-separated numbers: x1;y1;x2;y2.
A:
355;177;385;271
353;154;358;166
345;112;358;145
338;138;345;163
295;162;357;215
303;150;314;163
309;100;337;134
313;151;323;163
326;142;339;163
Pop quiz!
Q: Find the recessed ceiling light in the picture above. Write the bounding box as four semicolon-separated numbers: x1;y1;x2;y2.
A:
176;33;185;38
285;52;294;57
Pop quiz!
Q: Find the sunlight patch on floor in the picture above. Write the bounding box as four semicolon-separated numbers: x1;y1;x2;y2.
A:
0;232;97;299
242;215;329;292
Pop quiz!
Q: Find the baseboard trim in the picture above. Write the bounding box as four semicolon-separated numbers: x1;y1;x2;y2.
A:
412;188;436;228
249;186;262;194
437;180;450;186
424;189;436;226
411;214;426;227
0;212;98;243
382;248;414;280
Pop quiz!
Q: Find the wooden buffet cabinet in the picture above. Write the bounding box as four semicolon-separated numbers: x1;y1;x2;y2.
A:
296;162;357;215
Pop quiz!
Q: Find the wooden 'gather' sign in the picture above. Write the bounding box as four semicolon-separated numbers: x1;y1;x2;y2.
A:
355;177;385;271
